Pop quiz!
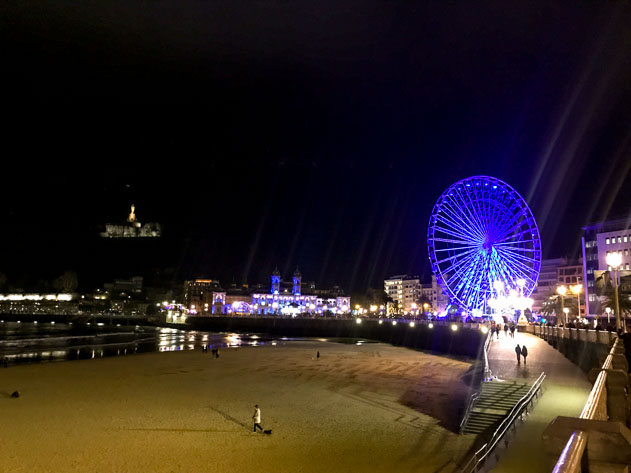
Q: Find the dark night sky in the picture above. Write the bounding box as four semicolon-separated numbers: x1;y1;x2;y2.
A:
1;1;630;293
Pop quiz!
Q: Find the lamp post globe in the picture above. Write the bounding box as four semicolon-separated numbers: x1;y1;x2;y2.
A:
557;285;567;325
606;252;623;333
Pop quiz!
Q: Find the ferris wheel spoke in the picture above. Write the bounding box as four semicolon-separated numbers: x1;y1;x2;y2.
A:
442;249;482;283
493;239;539;248
442;193;486;240
432;220;480;241
432;219;482;243
494;214;533;243
438;201;485;241
495;244;540;266
457;253;487;305
493;248;537;285
434;246;479;266
452;187;488;239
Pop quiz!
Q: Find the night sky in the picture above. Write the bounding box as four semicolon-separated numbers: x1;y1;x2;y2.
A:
1;1;631;293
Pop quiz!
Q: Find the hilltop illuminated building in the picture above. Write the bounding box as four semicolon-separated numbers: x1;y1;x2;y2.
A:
185;268;350;316
100;205;161;238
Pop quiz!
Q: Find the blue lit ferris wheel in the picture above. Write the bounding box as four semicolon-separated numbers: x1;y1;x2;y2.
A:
427;176;541;314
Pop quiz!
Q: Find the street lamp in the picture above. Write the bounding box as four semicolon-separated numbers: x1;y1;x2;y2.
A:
557;285;567;325
570;284;583;319
605;307;611;325
606;252;623;333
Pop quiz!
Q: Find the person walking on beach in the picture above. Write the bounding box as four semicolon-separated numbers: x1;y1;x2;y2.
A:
316;351;320;360
252;404;263;433
521;345;528;365
515;344;522;365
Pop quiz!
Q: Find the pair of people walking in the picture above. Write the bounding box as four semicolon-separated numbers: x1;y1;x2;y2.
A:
515;344;528;365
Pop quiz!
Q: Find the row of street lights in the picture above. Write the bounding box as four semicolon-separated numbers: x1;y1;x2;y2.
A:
556;283;583;325
556;252;625;333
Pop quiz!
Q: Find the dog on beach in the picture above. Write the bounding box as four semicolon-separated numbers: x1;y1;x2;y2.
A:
264;429;272;435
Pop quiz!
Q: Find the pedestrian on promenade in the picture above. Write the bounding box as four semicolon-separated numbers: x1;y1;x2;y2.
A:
515;344;522;365
521;345;528;365
252;404;263;433
495;326;500;339
503;324;509;337
510;325;515;338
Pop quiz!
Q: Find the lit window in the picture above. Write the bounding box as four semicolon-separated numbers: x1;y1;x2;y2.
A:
619;237;623;244
606;238;610;244
625;236;628;243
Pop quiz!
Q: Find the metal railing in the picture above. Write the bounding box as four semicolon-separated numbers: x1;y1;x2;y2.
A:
551;338;623;472
483;329;492;381
460;371;546;473
459;331;493;433
460;392;480;434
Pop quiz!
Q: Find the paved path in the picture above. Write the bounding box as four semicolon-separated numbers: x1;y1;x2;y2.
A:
483;330;592;472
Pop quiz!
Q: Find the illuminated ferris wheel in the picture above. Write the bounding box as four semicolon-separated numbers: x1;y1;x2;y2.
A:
427;175;541;314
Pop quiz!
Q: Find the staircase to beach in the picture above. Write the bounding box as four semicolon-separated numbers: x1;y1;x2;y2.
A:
461;380;532;435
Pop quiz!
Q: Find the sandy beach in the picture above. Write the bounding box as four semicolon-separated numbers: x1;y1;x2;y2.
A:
0;340;476;473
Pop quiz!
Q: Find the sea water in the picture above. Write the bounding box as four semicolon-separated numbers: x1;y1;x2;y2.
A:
0;322;283;365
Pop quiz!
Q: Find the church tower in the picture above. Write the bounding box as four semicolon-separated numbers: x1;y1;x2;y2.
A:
271;267;281;294
292;267;302;295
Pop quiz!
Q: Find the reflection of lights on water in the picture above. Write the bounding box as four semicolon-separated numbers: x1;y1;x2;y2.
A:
188;344;194;350
116;324;120;327
202;334;208;342
33;321;38;324
428;323;434;328
86;323;91;326
226;335;241;345
272;342;277;346
451;324;458;332
378;320;383;325
409;322;415;328
91;350;95;359
250;341;258;346
97;323;104;326
51;321;55;324
318;338;327;342
251;335;259;339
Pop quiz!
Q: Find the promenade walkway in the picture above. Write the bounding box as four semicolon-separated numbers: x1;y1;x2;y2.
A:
483;330;592;472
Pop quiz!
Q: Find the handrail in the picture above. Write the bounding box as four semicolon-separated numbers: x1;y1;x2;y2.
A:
460;392;480;434
459;330;493;434
460;371;546;473
551;430;587;473
551;338;623;473
483;330;492;381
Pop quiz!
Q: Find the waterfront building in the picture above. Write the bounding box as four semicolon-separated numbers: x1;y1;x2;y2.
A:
530;258;569;314
384;275;421;312
184;279;222;315
582;216;631;316
186;269;350;316
0;293;78;316
100;205;161;238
